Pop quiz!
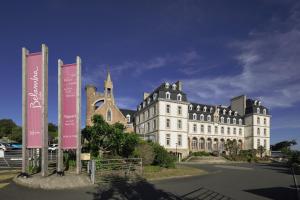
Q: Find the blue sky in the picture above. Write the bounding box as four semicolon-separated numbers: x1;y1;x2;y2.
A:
0;0;299;148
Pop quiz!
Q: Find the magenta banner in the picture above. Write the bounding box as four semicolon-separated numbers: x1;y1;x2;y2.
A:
26;53;43;148
61;64;78;149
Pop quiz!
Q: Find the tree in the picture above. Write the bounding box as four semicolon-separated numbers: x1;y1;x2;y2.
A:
48;123;58;143
257;145;266;158
134;142;155;165
225;140;240;158
271;140;297;153
0;119;18;138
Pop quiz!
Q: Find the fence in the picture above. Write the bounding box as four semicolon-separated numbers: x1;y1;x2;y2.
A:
88;158;143;184
0;149;57;169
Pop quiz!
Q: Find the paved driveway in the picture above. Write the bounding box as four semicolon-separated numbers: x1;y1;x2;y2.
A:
0;163;299;200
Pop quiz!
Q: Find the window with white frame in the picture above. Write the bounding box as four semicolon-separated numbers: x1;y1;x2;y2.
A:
223;109;226;115
178;106;182;115
234;111;237;116
153;119;156;130
257;117;260;125
166;134;171;146
166;104;170;114
210;107;213;113
263;109;266;115
189;104;193;110
257;139;260;148
172;84;177;90
177;135;182;146
166;92;170;99
200;114;204;121
147;98;151;104
215;126;218;134
257;128;260;135
239;128;242;135
143;101;146;108
239;119;242;125
233;128;236;135
203;106;207;112
193;124;197;132
207;115;211;122
221;117;224;123
177;120;182;129
147;122;150;132
227;118;230;124
229;110;232;115
126;114;130;123
197;105;200;111
257;107;260;114
147;110;150;119
264;139;266;147
166;119;170;128
201;125;204;133
165;82;170;88
208;125;211;133
233;118;236;124
221;126;224;134
193;113;197;120
264;118;266;125
264;128;267;136
153;93;157;100
227;127;230;135
177;94;182;101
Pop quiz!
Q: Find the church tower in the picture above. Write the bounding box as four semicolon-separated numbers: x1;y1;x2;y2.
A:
104;70;115;105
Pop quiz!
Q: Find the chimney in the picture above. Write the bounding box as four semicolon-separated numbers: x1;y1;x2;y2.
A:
176;81;182;91
143;92;150;100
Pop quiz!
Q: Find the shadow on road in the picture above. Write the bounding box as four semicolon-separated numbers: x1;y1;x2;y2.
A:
88;176;233;200
244;187;298;200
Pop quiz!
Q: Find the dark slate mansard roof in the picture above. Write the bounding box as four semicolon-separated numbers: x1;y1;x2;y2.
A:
245;99;269;115
119;109;136;123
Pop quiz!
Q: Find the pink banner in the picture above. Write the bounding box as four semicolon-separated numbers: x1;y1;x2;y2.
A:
26;53;43;148
61;64;78;149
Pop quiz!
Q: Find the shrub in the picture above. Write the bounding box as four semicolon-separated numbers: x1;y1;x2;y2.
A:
151;142;176;168
192;151;211;157
133;142;155;165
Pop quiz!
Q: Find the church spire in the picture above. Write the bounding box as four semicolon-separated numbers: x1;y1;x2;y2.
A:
104;67;114;104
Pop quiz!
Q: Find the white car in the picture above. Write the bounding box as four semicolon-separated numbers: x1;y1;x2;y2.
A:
48;144;58;151
0;143;7;151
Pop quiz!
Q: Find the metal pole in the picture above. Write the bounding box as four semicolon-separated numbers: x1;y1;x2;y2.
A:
41;44;48;177
76;56;82;174
57;59;63;172
22;47;29;174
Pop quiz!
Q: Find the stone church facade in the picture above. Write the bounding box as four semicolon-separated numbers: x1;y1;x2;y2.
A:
85;71;135;132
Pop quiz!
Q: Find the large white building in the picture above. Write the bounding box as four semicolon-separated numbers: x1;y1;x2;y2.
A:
134;81;271;159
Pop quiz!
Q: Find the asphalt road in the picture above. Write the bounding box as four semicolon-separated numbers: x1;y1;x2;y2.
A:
0;163;299;200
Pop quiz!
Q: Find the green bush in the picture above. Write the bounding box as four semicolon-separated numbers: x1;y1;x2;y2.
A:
192;151;211;156
151;142;176;168
133;142;155;166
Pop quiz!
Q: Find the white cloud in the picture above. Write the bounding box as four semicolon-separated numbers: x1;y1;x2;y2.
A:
182;5;300;108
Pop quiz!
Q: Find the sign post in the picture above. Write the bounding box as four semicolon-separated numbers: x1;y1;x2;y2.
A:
58;56;81;174
22;44;48;176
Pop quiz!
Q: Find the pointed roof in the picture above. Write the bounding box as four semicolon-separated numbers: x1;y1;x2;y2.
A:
106;68;112;82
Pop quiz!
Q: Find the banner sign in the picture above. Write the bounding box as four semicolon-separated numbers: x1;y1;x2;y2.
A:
61;64;78;149
26;53;43;148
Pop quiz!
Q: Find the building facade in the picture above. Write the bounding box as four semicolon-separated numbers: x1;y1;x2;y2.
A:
134;82;271;159
85;71;135;132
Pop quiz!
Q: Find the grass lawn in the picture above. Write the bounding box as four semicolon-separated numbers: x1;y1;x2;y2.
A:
0;170;19;189
142;164;207;180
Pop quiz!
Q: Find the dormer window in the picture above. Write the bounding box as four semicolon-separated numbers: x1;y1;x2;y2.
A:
258;101;261;106
257;107;260;114
221;117;224;123
172;84;177;90
165;82;170;89
229;110;232;116
210;107;213;113
147;98;151;104
138;105;141;111
239;119;242;125
189;104;193;110
207;115;211;122
263;109;266;115
234;111;237;116
177;94;182;101
203;106;207;112
153;93;157;100
200;114;204;121
233;118;236;124
166;92;170;99
126;114;130;123
197;105;200;111
217;108;220;114
143;101;146;108
227;118;230;124
223;109;226;115
254;100;257;105
193;113;197;120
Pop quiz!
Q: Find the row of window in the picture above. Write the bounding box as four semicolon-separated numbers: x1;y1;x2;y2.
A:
220;116;243;125
257;117;268;125
257;138;267;148
165;92;182;101
165;134;182;146
257;107;267;115
191;124;243;136
137;119;157;134
136;105;158;123
257;128;268;136
166;104;183;115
